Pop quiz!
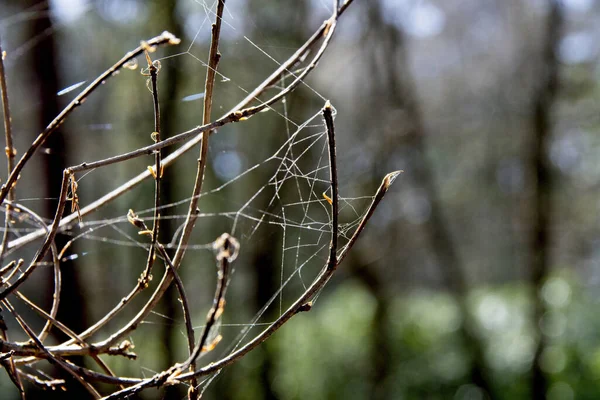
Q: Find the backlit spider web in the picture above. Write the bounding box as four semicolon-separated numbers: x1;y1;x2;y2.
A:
0;0;377;396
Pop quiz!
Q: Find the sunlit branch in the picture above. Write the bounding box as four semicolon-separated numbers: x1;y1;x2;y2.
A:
0;31;180;207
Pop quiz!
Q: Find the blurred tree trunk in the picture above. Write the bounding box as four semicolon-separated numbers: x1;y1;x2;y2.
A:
366;3;494;397
529;1;562;399
348;255;392;400
25;1;88;397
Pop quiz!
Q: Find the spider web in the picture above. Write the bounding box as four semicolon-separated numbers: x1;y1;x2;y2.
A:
0;0;379;396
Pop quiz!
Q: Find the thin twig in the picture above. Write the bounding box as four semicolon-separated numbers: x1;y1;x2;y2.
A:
167;0;225;272
140;50;162;284
157;244;196;358
0;32;180;207
18;371;65;391
15;289;124;388
0;38;15;263
323;101;338;270
2;299;102;398
0;349;25;399
127;209;195;362
3;201;61;343
0;259;19;279
178;233;237;372
0;170;70;301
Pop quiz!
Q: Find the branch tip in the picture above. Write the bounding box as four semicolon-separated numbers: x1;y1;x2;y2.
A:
383;170;403;189
160;31;181;45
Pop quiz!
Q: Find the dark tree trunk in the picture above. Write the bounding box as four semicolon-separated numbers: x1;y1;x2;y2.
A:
529;2;562;399
27;1;88;397
366;2;495;397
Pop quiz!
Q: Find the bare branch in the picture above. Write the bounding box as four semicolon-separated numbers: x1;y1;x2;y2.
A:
0;31;181;206
140;49;163;284
0;38;16;263
0;170;70;301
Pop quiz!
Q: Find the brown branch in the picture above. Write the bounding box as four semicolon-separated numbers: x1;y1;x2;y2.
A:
140;50;163;284
18;371;65;391
323;101;338;270
176;233;238;373
156;244;196;359
163;0;224;282
2;299;101;398
2;201;62;344
0;170;70;301
0;38;15;263
127;209;196;362
0;31;181;207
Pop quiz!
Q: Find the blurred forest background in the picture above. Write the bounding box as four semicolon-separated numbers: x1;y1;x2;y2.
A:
0;0;599;399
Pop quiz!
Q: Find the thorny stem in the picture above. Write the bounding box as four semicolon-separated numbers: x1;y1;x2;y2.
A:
0;31;180;207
